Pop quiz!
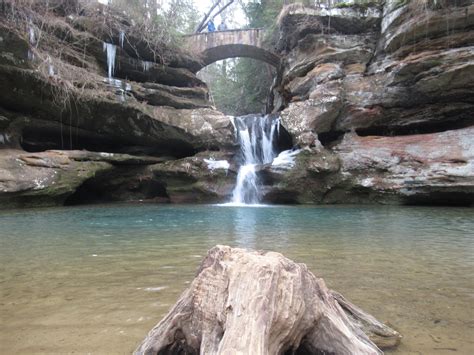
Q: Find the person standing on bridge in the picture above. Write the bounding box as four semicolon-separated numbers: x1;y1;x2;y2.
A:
218;20;227;31
207;20;216;32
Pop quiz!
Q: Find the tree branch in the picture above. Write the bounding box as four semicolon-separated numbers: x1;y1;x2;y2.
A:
195;0;222;33
208;0;235;25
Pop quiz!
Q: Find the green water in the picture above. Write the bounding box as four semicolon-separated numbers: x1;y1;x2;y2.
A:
1;204;473;354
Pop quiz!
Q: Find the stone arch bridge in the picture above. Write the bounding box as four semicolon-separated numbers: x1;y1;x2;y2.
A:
184;29;280;71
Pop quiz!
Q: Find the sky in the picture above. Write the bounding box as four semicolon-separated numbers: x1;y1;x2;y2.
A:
97;0;247;27
193;0;247;26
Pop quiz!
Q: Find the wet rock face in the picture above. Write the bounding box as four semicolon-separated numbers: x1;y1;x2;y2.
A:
267;2;474;205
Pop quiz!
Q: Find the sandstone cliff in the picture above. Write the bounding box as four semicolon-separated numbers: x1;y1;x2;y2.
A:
0;0;236;207
264;0;473;206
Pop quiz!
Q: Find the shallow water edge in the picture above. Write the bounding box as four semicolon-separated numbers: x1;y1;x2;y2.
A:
1;203;473;354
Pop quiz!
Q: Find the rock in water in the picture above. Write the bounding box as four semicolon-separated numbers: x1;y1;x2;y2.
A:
135;245;401;355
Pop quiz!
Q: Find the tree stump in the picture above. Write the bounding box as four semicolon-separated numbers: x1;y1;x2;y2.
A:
135;245;401;355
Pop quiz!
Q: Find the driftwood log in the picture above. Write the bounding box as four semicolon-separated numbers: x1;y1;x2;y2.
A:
135;245;401;355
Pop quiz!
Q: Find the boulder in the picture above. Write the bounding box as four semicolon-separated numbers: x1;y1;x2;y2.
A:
260;147;341;204
281;80;343;141
149;151;236;203
151;107;236;151
330;127;474;205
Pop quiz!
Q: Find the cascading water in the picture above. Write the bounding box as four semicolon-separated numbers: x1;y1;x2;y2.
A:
230;114;279;205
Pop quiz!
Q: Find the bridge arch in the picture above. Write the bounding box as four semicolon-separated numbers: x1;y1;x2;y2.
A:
185;29;280;72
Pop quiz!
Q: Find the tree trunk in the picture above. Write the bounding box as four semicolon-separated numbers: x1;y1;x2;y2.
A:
135;245;401;355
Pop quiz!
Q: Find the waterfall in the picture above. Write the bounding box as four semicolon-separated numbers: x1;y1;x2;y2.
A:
102;42;116;79
230;115;280;205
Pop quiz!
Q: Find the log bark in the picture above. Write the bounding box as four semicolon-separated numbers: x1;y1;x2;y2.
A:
135;245;401;355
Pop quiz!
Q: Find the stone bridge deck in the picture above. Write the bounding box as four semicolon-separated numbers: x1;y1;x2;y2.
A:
184;29;280;70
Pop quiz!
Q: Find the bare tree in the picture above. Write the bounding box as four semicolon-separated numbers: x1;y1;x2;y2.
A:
195;0;235;33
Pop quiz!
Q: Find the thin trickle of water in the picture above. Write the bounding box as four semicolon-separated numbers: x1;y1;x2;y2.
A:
28;25;36;44
230;115;280;205
142;61;153;72
119;30;125;48
102;42;117;79
47;55;55;76
28;22;36;60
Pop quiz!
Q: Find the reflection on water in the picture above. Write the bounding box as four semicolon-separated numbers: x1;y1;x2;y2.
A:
0;204;473;354
231;206;258;247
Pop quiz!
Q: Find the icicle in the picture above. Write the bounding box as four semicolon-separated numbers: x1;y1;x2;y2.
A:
142;61;152;72
28;23;36;45
102;42;117;79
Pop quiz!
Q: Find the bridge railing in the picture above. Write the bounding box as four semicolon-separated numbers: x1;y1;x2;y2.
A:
184;28;266;53
183;28;265;38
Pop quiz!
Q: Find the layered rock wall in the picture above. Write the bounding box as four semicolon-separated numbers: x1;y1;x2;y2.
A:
0;1;236;208
265;1;473;205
